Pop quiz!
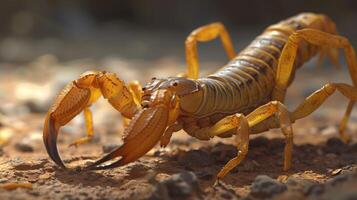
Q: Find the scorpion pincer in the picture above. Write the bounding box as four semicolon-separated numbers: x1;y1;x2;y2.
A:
43;71;198;170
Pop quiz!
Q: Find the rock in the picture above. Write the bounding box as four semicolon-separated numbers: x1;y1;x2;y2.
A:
164;171;200;197
102;143;120;153
178;150;214;168
149;171;202;199
0;178;8;183
326;137;345;147
304;184;325;197
15;131;42;152
326;173;353;187
331;168;342;176
24;100;49;113
286;177;315;192
249;175;287;198
15;138;35;152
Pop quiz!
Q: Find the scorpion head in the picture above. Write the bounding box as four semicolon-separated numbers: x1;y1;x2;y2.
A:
84;77;203;170
142;77;203;114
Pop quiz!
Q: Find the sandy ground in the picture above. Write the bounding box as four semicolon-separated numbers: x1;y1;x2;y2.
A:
0;32;356;199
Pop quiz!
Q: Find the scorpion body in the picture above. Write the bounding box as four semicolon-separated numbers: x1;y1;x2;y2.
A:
43;13;357;180
166;13;338;140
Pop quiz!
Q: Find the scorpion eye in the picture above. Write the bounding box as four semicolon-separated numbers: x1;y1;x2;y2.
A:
171;82;178;87
151;77;157;81
142;87;146;91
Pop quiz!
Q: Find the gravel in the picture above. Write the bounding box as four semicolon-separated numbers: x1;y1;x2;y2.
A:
248;175;287;198
15;139;34;152
149;171;202;199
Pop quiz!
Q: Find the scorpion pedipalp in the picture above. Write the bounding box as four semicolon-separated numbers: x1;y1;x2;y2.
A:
43;79;94;168
43;71;140;168
84;105;169;170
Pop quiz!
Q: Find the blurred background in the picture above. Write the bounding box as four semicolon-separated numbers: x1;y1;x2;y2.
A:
0;0;356;62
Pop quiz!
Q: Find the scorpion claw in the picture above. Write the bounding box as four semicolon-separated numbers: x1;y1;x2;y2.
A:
43;115;66;168
84;106;169;170
43;79;93;169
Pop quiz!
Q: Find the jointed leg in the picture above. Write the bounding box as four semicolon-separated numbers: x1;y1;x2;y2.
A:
214;114;249;179
160;123;182;147
214;82;357;178
291;83;357;143
208;101;293;179
272;28;357;142
69;107;94;147
185;22;235;79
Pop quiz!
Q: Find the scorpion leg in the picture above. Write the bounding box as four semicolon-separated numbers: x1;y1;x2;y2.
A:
160;122;182;147
209;114;249;179
69;107;94;147
185;22;235;79
207;101;293;179
272;28;357;143
291;83;357;143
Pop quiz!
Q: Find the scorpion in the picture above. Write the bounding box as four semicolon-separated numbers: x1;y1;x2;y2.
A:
43;13;357;180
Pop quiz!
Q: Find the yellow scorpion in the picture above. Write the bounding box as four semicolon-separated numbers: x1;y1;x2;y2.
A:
43;13;357;180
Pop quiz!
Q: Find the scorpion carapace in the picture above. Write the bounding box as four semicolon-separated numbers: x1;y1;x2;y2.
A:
43;13;357;180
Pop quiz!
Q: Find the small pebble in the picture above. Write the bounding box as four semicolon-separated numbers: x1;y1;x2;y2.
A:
326;137;345;147
102;144;120;153
150;171;201;199
286;177;315;192
331;168;342;176
15;138;34;152
249;175;287;198
25;100;49;113
0;178;8;183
